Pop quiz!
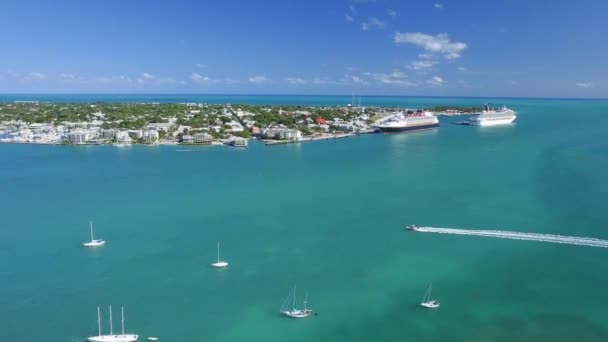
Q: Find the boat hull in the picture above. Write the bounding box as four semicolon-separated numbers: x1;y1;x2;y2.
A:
377;123;439;133
210;261;229;268
469;117;516;126
88;334;138;342
281;309;313;318
83;240;106;247
420;302;440;309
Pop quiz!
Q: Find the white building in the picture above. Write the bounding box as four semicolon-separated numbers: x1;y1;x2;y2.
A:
143;130;159;144
100;129;119;139
127;130;143;139
193;132;213;144
225;121;244;132
145;122;174;132
65;130;91;144
181;134;194;144
115;131;132;145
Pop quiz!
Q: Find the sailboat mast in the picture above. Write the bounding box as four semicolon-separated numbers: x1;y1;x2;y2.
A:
217;242;220;263
304;292;308;310
293;285;297;310
121;306;125;335
97;306;101;336
109;305;113;334
90;221;94;241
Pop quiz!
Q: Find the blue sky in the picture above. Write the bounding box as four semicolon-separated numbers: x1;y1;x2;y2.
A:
1;0;607;97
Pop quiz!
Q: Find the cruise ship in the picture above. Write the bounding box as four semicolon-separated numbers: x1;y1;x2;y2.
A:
374;110;439;133
469;105;516;126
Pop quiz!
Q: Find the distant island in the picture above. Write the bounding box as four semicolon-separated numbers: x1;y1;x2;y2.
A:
0;101;481;146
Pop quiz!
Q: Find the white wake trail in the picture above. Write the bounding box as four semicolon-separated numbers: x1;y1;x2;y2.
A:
414;226;608;248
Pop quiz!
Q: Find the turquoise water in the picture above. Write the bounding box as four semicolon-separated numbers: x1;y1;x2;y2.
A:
1;97;608;341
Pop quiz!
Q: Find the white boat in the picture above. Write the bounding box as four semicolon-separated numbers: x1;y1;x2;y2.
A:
210;242;229;268
83;221;106;247
469;105;516;126
88;306;138;342
406;225;419;231
280;286;312;318
420;283;440;309
373;110;439;133
226;137;248;148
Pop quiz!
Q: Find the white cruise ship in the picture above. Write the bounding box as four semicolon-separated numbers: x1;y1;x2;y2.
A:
469;105;516;126
374;110;439;133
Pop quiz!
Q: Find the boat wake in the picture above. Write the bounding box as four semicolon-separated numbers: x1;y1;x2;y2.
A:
414;226;608;248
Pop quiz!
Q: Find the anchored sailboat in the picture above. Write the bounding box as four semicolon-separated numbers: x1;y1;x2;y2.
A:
280;286;312;318
88;306;138;342
210;242;228;268
420;283;440;309
83;221;106;247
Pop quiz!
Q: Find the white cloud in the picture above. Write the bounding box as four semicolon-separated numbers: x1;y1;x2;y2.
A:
349;75;370;85
426;76;445;87
362;17;385;31
349;5;356;13
576;82;593;88
418;53;435;60
195;63;206;68
434;3;444;9
248;75;270;83
364;71;415;86
387;9;398;18
191;73;214;83
29;72;45;80
141;72;155;80
311;77;337;85
394;32;467;59
458;66;467;72
286;77;307;85
408;60;437;70
345;13;354;22
59;73;76;81
118;75;133;83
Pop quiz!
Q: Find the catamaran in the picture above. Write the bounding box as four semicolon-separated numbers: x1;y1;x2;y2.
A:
210;242;229;268
83;221;106;247
420;283;440;309
280;286;312;318
88;306;138;342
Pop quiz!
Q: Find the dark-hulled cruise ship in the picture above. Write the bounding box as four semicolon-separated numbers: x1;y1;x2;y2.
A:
374;110;439;133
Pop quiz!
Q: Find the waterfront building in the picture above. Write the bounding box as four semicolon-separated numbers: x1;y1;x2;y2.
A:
181;134;195;144
65;130;91;144
127;130;143;139
193;132;213;144
142;130;159;144
100;129;119;139
115;131;132;145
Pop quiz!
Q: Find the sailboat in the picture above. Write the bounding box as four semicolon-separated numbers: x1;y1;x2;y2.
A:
280;286;312;318
83;221;106;247
88;306;138;342
210;242;228;268
420;283;440;309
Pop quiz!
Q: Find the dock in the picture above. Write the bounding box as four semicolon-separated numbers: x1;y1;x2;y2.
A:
265;133;356;146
